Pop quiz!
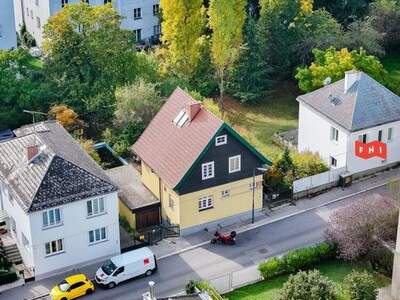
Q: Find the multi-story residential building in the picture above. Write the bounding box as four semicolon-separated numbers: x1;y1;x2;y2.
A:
0;121;120;279
0;0;17;49
132;88;271;236
297;70;400;174
15;0;160;46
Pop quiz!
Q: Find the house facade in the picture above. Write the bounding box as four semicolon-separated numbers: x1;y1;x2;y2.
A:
133;88;271;235
15;0;160;46
0;122;120;279
298;71;400;174
0;0;17;49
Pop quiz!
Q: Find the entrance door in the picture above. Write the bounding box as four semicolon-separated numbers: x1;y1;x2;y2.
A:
135;205;160;230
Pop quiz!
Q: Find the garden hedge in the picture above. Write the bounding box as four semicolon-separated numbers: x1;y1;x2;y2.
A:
258;242;336;280
0;270;18;284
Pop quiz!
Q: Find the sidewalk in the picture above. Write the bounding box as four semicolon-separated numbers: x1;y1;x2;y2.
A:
1;167;398;299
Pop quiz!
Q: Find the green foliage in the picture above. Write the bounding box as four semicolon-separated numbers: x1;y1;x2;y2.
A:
291;151;329;178
314;0;372;25
280;270;337;300
76;138;102;165
17;22;36;48
185;280;197;295
295;47;393;93
195;281;226;300
343;271;377;300
369;243;394;276
0;269;18;285
258;242;337;280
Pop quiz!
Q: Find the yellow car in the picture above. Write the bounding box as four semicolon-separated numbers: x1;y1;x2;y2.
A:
50;274;94;300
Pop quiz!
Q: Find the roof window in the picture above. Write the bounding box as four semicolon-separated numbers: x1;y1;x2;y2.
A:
173;109;189;127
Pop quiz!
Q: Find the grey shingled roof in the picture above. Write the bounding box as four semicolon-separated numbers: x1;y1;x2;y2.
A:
0;121;117;213
297;72;400;131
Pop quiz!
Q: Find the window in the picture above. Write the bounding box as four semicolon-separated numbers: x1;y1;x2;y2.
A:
198;196;213;211
36;17;41;28
153;4;159;16
202;162;214;180
221;190;230;197
378;130;383;142
89;227;107;244
113;266;124;276
0;25;2;38
26;8;29;16
22;233;29;248
388;128;394;142
330;127;339;142
35;0;39;6
70;282;85;290
104;0;111;3
42;208;61;228
358;134;367;144
215;135;227;146
61;0;68;7
153;24;161;36
133;29;142;42
10;216;16;233
133;8;142;19
87;197;105;217
45;239;63;256
81;0;89;3
229;155;241;173
31;10;33;19
330;156;337;167
168;194;174;209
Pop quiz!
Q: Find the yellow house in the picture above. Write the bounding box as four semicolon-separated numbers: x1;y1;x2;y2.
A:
132;88;271;235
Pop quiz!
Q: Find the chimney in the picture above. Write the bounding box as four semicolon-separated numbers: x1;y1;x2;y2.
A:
187;103;201;122
27;145;39;161
344;70;359;93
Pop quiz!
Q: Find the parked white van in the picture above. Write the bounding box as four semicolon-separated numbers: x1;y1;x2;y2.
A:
95;247;157;288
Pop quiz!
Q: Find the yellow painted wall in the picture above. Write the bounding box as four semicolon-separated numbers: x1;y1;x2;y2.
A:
119;199;136;229
141;161;160;199
178;175;263;229
160;182;180;225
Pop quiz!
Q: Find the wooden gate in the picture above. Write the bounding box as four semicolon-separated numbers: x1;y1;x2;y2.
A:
135;205;160;230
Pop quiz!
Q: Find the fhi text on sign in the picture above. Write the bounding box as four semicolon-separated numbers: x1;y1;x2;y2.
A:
355;140;387;160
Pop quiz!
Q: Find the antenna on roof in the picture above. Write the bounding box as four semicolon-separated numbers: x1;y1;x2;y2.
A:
23;110;48;133
323;77;332;86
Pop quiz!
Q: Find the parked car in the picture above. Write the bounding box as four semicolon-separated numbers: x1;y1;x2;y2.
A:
95;247;157;288
50;274;94;300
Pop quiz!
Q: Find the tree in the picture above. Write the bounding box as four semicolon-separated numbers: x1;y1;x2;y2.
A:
114;79;163;128
43;3;138;125
48;105;84;132
314;0;372;25
343;271;378;300
77;138;101;165
295;47;392;92
208;0;246;107
327;194;398;260
159;0;205;81
280;270;337;300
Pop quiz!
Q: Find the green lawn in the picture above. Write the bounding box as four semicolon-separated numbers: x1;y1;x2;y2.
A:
224;260;390;300
223;82;299;161
383;52;400;83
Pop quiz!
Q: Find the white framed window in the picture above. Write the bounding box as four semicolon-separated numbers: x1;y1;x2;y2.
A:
221;190;230;197
87;197;105;217
378;129;383;142
30;10;33;19
388;128;394;142
198;196;213;211
26;8;29;16
42;208;62;228
89;227;106;244
330;127;339;142
22;233;29;248
229;155;241;173
168;194;174;209
133;29;142;42
36;17;41;28
133;8;142;19
35;0;39;6
215;135;227;146
153;4;159;15
358;133;367;143
45;239;64;256
202;162;214;180
153;24;161;36
330;156;337;167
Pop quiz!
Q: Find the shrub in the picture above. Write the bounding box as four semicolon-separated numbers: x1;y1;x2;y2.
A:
185;279;197;295
343;271;377;300
258;257;287;280
280;270;337;300
0;270;18;284
369;243;394;276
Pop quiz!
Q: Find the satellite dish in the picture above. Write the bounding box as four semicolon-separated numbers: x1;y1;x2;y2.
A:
323;77;332;86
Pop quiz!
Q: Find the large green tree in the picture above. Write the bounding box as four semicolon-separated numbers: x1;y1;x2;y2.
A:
208;0;246;106
314;0;372;25
43;2;138;127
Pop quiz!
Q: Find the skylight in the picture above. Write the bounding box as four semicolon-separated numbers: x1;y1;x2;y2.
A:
173;109;189;127
329;95;341;106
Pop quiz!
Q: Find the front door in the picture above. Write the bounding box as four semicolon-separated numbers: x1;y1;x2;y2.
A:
135;205;160;230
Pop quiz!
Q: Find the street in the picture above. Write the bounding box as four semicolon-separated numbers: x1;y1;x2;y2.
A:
0;186;385;300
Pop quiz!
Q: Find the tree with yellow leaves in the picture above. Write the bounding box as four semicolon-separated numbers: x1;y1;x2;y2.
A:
208;0;246;108
48;105;84;132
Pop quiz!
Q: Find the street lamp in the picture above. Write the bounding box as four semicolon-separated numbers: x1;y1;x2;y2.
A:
252;166;268;224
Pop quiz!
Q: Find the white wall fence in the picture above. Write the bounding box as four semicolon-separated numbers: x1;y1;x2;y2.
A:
292;167;347;199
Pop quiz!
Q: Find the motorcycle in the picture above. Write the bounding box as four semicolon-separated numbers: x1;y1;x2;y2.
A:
210;226;236;245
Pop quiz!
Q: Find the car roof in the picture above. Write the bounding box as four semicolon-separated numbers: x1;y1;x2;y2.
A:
111;247;154;267
65;274;87;284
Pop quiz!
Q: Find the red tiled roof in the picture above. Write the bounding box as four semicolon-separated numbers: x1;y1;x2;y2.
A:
132;88;223;188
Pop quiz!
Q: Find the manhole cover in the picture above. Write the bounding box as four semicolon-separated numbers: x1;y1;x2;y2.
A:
258;248;268;254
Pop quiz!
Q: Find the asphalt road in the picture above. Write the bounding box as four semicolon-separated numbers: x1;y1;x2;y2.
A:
1;187;382;300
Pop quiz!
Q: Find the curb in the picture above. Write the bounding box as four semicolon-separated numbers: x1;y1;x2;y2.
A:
158;180;390;260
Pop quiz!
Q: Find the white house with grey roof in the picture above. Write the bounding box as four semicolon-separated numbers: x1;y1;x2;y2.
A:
0;121;120;279
297;70;400;174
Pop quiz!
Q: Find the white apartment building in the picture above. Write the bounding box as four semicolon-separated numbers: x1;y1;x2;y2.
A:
15;0;160;46
0;121;120;279
298;71;400;174
0;0;17;49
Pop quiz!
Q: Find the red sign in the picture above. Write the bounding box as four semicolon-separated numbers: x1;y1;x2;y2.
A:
144;258;150;265
355;140;387;160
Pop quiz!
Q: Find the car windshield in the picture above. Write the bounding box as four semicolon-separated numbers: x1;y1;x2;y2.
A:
102;259;117;276
58;280;70;292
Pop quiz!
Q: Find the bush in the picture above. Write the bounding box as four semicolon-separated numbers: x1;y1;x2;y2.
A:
258;242;336;280
0;270;18;284
280;270;337;300
369;243;394;276
343;271;377;300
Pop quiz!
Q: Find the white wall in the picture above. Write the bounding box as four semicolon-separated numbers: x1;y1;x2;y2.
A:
0;0;17;49
297;102;349;169
29;192;120;278
21;0;50;45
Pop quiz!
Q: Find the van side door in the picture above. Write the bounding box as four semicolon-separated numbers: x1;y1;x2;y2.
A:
113;266;125;283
